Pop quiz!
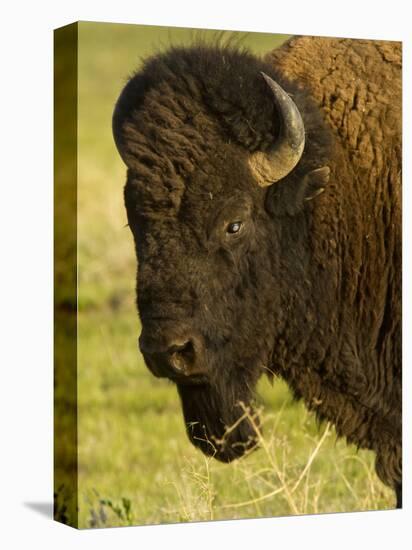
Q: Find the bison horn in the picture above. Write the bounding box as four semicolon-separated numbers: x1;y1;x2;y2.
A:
248;72;305;186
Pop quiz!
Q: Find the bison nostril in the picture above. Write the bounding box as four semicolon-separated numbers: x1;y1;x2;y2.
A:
169;340;195;372
139;327;205;382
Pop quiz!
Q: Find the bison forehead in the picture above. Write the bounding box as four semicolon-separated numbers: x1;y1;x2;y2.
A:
125;124;262;223
125;156;265;242
121;84;213;213
124;88;248;218
115;45;286;215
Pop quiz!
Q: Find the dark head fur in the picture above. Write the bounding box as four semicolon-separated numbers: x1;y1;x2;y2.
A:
113;43;332;462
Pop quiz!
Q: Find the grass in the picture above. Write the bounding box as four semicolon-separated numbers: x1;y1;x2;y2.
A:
75;313;393;528
54;22;394;528
74;311;393;528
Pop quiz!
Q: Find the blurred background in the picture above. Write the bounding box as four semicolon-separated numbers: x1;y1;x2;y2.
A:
57;21;393;528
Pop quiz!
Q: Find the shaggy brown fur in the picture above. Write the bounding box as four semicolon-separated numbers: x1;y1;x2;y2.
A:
113;36;402;507
268;36;402;498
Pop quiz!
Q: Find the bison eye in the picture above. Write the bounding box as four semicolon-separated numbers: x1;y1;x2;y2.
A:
226;221;243;234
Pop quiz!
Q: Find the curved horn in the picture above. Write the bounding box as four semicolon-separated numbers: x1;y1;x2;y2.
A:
248;72;305;186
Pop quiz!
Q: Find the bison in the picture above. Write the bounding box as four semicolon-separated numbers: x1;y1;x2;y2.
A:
112;36;402;508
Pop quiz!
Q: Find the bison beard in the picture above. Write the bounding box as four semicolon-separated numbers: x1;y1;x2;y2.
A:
177;383;259;462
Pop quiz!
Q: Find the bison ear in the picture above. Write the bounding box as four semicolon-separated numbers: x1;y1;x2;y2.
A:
266;166;330;217
299;166;330;203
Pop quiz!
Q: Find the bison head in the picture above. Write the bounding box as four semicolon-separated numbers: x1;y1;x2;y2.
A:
112;45;330;462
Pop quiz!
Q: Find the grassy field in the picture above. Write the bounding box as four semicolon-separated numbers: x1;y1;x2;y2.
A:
58;22;394;528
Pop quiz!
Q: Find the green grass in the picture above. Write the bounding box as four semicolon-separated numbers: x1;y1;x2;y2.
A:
57;21;395;528
75;310;393;528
